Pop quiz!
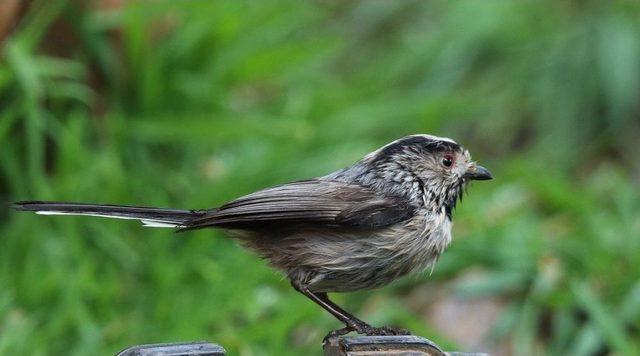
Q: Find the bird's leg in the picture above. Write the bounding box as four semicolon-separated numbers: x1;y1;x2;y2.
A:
312;292;411;339
292;282;411;341
295;286;369;334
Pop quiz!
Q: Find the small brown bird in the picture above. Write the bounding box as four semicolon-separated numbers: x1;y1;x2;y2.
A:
14;134;492;340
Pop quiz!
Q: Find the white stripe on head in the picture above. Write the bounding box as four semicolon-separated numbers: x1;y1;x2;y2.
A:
411;134;457;144
364;134;458;160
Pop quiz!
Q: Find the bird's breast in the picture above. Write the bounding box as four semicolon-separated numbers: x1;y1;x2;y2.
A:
396;207;452;270
246;208;454;293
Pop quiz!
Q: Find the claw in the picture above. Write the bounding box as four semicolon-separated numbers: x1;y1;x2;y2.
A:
324;323;412;343
323;326;354;343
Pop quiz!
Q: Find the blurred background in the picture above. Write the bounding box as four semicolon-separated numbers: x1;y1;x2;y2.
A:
1;0;639;355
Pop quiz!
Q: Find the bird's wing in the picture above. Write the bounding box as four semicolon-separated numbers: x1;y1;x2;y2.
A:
178;179;415;231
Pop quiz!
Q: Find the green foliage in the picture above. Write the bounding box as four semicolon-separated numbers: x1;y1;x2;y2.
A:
1;0;639;354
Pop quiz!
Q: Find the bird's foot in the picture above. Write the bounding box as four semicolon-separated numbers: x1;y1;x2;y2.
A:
323;326;355;342
323;322;411;342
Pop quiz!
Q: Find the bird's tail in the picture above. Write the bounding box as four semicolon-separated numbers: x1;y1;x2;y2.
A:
12;201;206;228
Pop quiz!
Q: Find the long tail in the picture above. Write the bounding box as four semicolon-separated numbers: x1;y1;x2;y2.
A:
13;201;206;228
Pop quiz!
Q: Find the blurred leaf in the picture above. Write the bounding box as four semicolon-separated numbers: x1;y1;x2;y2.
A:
571;281;634;355
1;0;640;354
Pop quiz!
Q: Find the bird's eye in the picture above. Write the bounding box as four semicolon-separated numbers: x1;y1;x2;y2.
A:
442;156;453;167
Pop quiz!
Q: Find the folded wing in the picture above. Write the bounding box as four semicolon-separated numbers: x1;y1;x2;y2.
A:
179;179;415;231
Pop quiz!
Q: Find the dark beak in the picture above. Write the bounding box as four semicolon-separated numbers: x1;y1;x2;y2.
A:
464;165;493;181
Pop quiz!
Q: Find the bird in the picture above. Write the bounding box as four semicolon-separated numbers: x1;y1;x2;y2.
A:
13;134;492;340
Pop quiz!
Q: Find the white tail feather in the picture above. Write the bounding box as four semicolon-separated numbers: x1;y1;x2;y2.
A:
36;210;179;228
141;220;179;228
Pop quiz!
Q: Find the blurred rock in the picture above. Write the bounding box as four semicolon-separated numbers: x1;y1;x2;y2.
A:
0;0;24;43
406;269;510;356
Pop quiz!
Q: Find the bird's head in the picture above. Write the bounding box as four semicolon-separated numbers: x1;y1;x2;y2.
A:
363;134;492;216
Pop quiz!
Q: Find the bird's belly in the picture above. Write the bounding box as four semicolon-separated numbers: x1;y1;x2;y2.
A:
256;212;453;293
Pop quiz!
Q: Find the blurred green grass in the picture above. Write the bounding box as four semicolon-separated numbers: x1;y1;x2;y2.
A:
1;0;639;354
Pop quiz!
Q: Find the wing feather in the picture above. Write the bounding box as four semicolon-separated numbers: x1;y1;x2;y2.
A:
179;180;414;231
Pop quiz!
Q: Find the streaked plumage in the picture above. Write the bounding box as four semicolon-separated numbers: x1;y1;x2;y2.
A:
13;134;492;339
